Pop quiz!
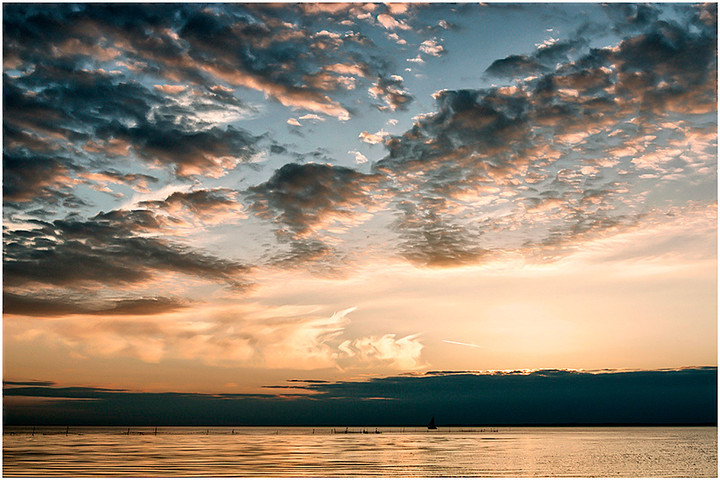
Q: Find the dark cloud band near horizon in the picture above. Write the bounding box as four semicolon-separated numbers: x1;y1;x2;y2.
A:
4;368;716;426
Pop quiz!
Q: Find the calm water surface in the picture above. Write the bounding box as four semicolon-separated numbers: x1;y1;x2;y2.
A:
3;426;717;477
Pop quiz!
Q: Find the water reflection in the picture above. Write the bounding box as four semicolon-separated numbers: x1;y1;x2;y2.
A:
3;426;717;477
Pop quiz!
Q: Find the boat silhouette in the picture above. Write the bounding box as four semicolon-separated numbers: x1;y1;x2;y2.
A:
428;416;438;430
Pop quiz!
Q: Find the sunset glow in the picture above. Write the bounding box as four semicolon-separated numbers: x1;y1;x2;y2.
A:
3;3;717;425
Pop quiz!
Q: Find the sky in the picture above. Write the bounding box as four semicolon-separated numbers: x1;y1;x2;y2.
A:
2;3;718;424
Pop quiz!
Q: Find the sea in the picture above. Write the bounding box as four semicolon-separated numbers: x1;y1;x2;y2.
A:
3;426;717;477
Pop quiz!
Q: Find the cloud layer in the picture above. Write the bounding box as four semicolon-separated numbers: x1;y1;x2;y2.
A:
5;303;424;370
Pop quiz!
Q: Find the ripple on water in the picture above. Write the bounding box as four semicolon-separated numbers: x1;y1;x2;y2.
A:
3;426;717;477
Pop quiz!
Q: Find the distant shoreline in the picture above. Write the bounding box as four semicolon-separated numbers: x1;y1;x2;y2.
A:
4;423;716;428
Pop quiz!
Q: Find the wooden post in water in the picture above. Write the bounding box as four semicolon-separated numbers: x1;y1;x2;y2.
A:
154;427;157;436
65;426;69;436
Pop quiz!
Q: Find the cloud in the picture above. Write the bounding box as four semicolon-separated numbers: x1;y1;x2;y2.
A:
393;199;488;267
349;150;369;164
376;13;411;31
3;68;263;182
386;32;407;45
3;380;56;387
245;162;389;271
485;37;587;80
147;86;257;130
2;150;81;207
368;75;414;111
202;63;351;121
359;129;390;145
486;54;548;79
266;239;344;272
3;211;250;289
139;188;244;225
323;63;368;77
338;333;425;370
154;84;186;94
419;38;445;57
298;114;326;122
602;3;661;34
107;123;263;178
274;367;718;424
247;163;380;240
386;4;409;16
4;293;189;317
77;170;159;194
169;5;386;120
5;303;424;371
3;69;154;143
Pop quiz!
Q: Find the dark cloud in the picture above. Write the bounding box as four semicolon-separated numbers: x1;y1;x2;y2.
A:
3;380;55;387
92;209;166;231
148;85;257;130
603;3;661;34
140;189;239;214
485;39;586;80
538;38;586;62
268;367;718;425
286;379;331;384
3;292;189;317
246;162;384;270
611;20;717;116
687;3;718;30
248;163;380;239
485;55;547;79
3;150;78;206
4;69;154;141
138;188;245;226
369;74;414;111
549;67;613;96
618;21;715;75
267;239;348;275
110;122;261;178
4;68;262;182
394;199;486;267
270;239;333;263
4;368;716;426
374;88;535;265
3;384;293;426
3;211;249;289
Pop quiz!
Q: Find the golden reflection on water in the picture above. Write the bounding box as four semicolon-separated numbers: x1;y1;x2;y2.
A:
3;426;717;477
